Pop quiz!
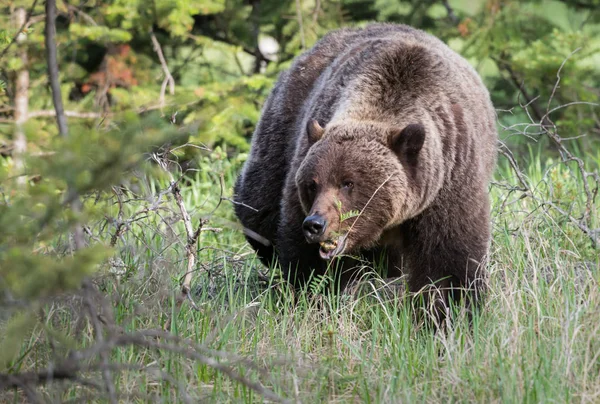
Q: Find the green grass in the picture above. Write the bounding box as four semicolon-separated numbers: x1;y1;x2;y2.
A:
2;149;599;403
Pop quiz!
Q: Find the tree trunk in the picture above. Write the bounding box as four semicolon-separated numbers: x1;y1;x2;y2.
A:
13;7;28;185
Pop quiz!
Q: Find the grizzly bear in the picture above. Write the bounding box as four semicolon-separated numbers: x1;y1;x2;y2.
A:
234;23;497;313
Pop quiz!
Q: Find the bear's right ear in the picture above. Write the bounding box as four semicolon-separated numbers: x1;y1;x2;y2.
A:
307;119;325;143
387;123;426;165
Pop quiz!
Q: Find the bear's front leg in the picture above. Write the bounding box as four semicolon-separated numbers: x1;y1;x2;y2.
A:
399;201;490;323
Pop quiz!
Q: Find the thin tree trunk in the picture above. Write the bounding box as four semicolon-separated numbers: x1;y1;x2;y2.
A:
250;0;263;74
13;7;28;185
45;0;68;137
45;0;84;250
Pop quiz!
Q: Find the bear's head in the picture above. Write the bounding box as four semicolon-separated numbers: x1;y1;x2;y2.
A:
295;119;426;260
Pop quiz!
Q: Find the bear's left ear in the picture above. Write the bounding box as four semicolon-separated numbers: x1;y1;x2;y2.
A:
387;123;426;165
307;119;325;143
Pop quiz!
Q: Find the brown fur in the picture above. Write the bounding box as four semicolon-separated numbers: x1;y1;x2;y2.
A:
234;23;497;315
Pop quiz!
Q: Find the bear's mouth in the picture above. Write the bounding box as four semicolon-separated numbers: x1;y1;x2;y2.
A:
318;235;347;260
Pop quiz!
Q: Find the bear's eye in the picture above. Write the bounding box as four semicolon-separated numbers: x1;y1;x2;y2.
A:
308;181;317;193
342;180;354;190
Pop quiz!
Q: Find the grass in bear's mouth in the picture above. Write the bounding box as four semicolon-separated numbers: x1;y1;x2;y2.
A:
319;235;347;259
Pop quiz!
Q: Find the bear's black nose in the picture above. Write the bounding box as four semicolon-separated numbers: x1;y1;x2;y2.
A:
303;215;327;242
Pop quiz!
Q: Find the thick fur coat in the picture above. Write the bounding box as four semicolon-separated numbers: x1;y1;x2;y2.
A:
234;23;497;311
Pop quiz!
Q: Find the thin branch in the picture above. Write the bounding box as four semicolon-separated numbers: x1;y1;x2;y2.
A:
223;197;258;212
66;4;98;26
24;14;46;29
109;187;125;247
150;153;205;303
150;30;175;109
312;0;321;24
45;0;85;251
495;53;600;249
442;0;459;24
492;55;546;124
249;0;264;74
546;48;581;113
497;141;529;192
0;331;290;402
29;110;104;119
0;0;40;62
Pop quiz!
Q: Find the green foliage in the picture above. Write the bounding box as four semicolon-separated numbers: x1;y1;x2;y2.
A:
0;29;11;46
0;114;176;372
69;23;132;43
334;197;361;223
340;209;360;223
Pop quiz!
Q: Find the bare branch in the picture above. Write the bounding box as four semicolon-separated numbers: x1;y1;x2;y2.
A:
493;55;546;124
546;48;581;113
0;329;290;403
66;4;98;26
150;30;175;110
150;153;205;304
495;53;600;249
442;0;459;24
28;110;104;119
312;0;322;24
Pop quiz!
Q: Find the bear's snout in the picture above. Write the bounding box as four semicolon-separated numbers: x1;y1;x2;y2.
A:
302;214;327;242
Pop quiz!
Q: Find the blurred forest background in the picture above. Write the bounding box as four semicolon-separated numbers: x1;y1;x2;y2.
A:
0;0;599;402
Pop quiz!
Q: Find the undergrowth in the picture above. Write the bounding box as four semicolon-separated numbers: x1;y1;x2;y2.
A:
1;148;599;403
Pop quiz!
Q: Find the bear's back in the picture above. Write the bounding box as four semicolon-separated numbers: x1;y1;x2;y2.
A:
235;23;496;254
